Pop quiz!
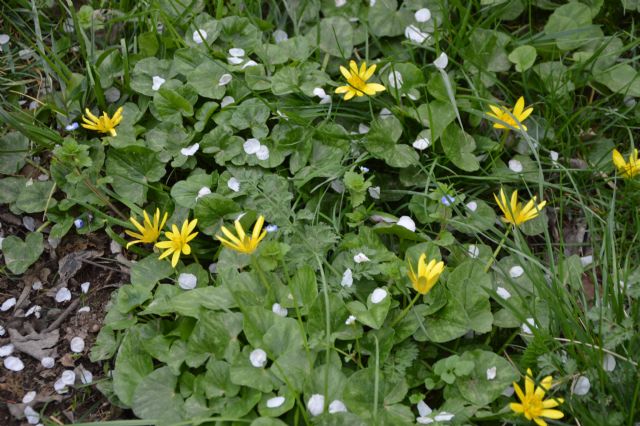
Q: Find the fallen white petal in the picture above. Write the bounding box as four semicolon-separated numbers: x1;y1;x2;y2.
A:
228;177;240;192
496;286;511;300
196;187;211;200
110;240;122;254
54;379;68;394
41;357;55;368
0;344;14;357
80;282;90;293
0;34;10;44
417;400;432;417
370;288;387;304
180;143;200;156
580;255;593;267
486;366;497;380
61;370;76;386
434;412;455;422
78;306;91;313
397;216;416;232
335;0;347;7
379;108;392;118
0;325;4;336
358;123;370;134
242;60;258;69
209;263;218;274
433;52;448;69
319;95;332;104
178;273;197;290
4;356;24;371
388;71;403;89
331;180;345;194
359;166;369;173
256;145;270;161
1;297;16;311
151;76;166;91
266;396;286;408
307;394;325;417
468;245;479;259
22;390;36;404
572;375;590;395
603;354;616;372
23;216;36;231
221;96;235;108
192;29;207;44
341;268;353;287
77;365;93;384
273;29;288;43
413;137;430;150
509;265;524;278
228;47;245;57
405;25;430;43
416;417;434;425
24;406;40;425
415;8;431;22
368;186;381;199
228;56;244;65
466;201;478;212
345;315;356;325
105;87;120;103
218;73;232;86
313;87;327;98
353;253;370;263
250;348;267;368
550;151;559;162
328;399;347;413
508;159;523;173
25;305;41;318
55;288;72;303
521;318;536;334
272;303;288;317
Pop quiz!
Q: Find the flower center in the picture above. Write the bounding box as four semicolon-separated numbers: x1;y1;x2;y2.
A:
347;74;367;92
523;394;543;417
416;276;429;291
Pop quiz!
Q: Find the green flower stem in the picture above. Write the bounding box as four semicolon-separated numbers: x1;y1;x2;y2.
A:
484;226;512;273
280;256;313;368
251;256;274;303
390;292;421;327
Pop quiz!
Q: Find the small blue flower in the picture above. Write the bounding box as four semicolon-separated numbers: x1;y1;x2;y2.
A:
441;195;455;206
74;218;84;229
266;224;278;233
359;166;370;173
65;122;79;131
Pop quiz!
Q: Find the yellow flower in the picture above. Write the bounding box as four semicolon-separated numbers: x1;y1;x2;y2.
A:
494;188;546;227
155;218;198;268
486;96;533;131
510;368;564;426
81;107;123;137
216;215;267;254
612;148;640;179
125;208;168;249
335;60;386;101
408;254;445;295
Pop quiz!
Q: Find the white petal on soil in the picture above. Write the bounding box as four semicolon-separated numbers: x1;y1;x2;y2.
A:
0;34;10;44
405;25;430;43
218;73;232;86
273;29;288;43
41;357;55;368
1;297;16;311
341;268;353;287
55;287;71;303
272;303;288;317
388;71;403;89
243;138;261;155
4;356;24;371
178;273;197;290
468;245;480;259
433;52;449;69
256;145;270;161
77;365;93;384
25;305;41;318
61;370;76;385
509;265;524;278
23;216;36;231
180;143;200;156
370;288;387;304
54;379;68;394
0;325;4;336
413;138;430;150
228;56;244;65
221;96;235;108
266;396;286;408
345;315;356;325
415;8;431;22
192;29;207;44
486;366;497;380
80;282;90;293
434;412;455;422
77;306;90;313
110;240;122;254
417;400;432;417
227;177;240;192
466;201;478;212
379;108;392;118
151;76;166;91
572;375;590;395
228;47;245;57
603;354;616;372
521;318;536;334
580;255;593;267
368;186;381;199
328;399;347;413
307;394;325;416
496;286;511;300
508;159;523;173
0;343;14;357
397;216;416;232
550;150;559;162
358;123;370;134
250;348;267;368
24;406;40;425
353;253;370;263
22;390;36;404
70;337;85;353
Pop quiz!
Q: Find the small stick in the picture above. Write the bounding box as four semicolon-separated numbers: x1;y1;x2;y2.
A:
44;299;81;333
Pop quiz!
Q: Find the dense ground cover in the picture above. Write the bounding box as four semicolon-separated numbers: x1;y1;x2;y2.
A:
1;0;640;425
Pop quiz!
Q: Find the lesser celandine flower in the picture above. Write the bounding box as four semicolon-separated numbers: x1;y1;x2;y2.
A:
408;254;445;295
125;208;168;249
486;96;533;131
81;107;123;136
155;218;198;268
216;215;267;254
612;148;640;179
335;60;386;101
510;368;564;426
494;188;546;227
